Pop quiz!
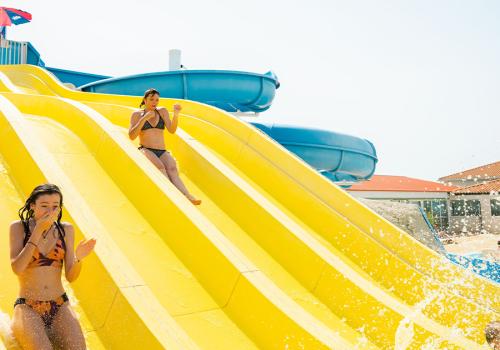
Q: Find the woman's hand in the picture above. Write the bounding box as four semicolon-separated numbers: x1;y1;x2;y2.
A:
142;110;156;121
33;208;60;237
75;238;97;261
173;104;182;113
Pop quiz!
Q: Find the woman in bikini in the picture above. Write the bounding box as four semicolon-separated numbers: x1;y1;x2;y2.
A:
129;88;201;205
9;183;96;349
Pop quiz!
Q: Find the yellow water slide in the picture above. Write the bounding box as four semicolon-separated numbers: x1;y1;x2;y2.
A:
0;64;497;349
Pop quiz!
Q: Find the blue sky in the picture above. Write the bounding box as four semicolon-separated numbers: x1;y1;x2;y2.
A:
5;0;499;181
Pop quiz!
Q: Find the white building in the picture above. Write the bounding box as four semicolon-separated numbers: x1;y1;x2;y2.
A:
439;161;500;235
347;175;457;231
446;180;500;235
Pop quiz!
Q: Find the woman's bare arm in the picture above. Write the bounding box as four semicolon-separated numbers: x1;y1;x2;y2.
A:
10;209;60;274
170;104;182;133
63;223;82;282
158;108;176;133
129;111;151;140
10;221;38;275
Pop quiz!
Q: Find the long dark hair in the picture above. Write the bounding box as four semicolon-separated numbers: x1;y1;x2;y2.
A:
18;183;66;237
140;88;160;108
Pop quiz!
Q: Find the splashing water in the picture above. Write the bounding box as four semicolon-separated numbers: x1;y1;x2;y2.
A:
361;198;495;340
0;312;21;350
353;326;370;350
394;317;414;350
394;287;441;349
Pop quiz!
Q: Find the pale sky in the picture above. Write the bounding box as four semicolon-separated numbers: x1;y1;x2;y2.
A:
5;0;499;181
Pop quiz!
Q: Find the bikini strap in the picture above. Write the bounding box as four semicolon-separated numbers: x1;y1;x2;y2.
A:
141;109;152;126
155;109;165;126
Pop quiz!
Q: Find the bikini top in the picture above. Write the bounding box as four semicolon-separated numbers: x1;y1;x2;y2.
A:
141;109;165;131
22;221;66;269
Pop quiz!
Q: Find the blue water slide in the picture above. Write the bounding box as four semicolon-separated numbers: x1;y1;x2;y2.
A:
249;122;378;184
26;42;45;66
78;70;280;113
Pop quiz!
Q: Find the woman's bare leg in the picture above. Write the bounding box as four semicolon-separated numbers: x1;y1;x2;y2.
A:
140;148;168;177
48;303;86;350
11;304;53;350
159;151;201;204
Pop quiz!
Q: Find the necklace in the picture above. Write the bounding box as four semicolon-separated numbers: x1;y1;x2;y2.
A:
30;219;55;243
42;225;56;243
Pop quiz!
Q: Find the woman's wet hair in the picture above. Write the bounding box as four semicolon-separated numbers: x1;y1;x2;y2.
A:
140;88;160;108
18;183;65;235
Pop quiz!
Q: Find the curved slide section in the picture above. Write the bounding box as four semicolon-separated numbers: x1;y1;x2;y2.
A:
249;121;378;185
79;70;279;113
0;64;498;349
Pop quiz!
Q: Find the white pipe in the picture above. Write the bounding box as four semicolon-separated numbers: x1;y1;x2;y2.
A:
169;49;182;70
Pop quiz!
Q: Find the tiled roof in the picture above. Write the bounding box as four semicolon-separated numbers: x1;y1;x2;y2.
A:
452;179;500;195
439;161;500;181
348;175;458;192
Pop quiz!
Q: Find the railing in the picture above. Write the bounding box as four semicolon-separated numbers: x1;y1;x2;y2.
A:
0;38;27;64
0;38;45;66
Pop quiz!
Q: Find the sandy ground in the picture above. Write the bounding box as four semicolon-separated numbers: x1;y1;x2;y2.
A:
444;233;500;261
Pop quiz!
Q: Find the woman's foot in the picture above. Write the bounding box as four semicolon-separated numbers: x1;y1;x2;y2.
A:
187;194;202;205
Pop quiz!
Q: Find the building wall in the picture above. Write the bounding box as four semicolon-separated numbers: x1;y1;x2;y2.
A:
348;191;449;199
447;194;500;234
348;191;451;231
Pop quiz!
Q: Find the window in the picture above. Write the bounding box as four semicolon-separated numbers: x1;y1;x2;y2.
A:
412;199;449;230
432;200;448;217
451;199;481;216
465;200;481;216
491;199;500;216
423;200;432;215
451;200;465;216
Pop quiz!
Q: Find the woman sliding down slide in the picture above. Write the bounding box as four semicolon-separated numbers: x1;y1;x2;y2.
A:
129;88;201;205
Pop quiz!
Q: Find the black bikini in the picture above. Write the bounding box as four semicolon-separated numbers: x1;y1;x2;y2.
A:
139;109;168;158
141;109;165;131
138;145;168;158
